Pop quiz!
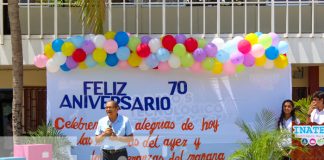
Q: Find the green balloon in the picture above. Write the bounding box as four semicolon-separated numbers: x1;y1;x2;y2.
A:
173;44;186;57
198;38;207;48
236;64;245;73
202;58;215;71
258;34;272;49
181;54;194;67
128;36;141;52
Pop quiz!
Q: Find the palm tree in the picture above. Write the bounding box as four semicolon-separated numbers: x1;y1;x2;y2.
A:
8;0;24;142
294;96;312;124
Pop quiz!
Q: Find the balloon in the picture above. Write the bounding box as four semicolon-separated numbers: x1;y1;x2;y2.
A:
202;58;215;71
93;48;107;63
175;34;186;44
212;61;223;74
139;61;150;71
114;31;129;47
198;38;207;48
269;32;280;46
93;35;106;48
44;43;55;58
237;40;251;54
78;62;88;70
128;52;142;67
46;59;60;72
162;35;177;52
184;37;198;53
193;48;207;62
52;38;64;52
245;33;258;45
278;41;289;53
34;55;48;68
181;53;194;67
98;62;107;67
82;40;96;54
204;43;218;57
223;61;236;75
265;46;279;60
216;50;230;63
223;40;237;53
258;34;272;49
148;38;161;53
116;47;131;60
71;36;85;48
156;48;171;62
66;56;78;69
255;55;267;67
173;44;186;57
251;44;265;58
236;64;245;73
264;60;274;69
243;54;255;67
105;54;119;67
136;43;151;58
168;54;181;69
141;35;152;44
230;52;244;65
158;62;171;72
211;38;225;49
190;62;203;73
118;61;129;69
233;36;244;46
61;42;75;56
104;31;116;39
145;54;159;68
52;52;67;65
255;32;263;37
85;34;95;40
60;63;70;72
128;36;141;52
104;40;118;54
85;54;97;68
274;55;288;69
72;49;87;63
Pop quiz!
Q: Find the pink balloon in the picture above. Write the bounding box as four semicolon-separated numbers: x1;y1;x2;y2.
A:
190;62;203;73
34;54;48;68
237;40;251;54
269;32;280;47
243;54;255;67
118;60;129;69
104;40;118;54
251;44;265;58
223;61;236;75
230;52;244;65
158;62;171;72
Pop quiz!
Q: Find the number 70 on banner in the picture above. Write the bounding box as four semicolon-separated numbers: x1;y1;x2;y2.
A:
168;81;187;95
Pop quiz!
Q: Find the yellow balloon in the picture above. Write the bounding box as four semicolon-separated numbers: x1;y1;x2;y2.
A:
104;31;116;39
79;62;88;69
212;61;223;74
93;48;107;63
98;62;107;67
255;55;267;67
245;33;258;45
128;52;142;67
274;55;288;69
61;42;76;56
44;43;55;58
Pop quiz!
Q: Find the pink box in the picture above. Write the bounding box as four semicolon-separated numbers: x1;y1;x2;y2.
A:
14;144;52;160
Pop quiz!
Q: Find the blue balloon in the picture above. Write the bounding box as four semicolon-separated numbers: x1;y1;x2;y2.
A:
85;54;97;68
106;54;119;67
52;38;64;52
156;48;170;62
114;32;129;47
255;32;263;37
116;47;131;60
223;41;236;54
278;41;289;53
265;46;279;60
60;63;70;72
71;36;85;48
216;50;230;63
145;54;159;68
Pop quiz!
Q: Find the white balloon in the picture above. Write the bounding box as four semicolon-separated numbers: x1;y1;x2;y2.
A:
46;59;60;73
211;38;225;50
52;52;67;65
85;34;95;41
139;61;150;71
233;36;244;43
148;38;161;53
168;54;181;69
264;60;274;69
93;35;106;48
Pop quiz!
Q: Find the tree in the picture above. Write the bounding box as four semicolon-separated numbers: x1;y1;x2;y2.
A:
8;0;24;142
